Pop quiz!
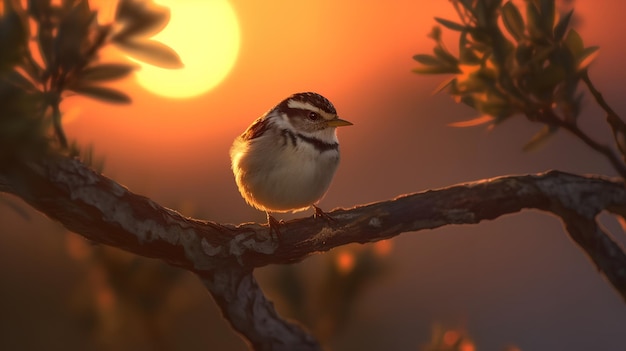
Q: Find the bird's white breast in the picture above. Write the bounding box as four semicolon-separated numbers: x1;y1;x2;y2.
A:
231;119;340;213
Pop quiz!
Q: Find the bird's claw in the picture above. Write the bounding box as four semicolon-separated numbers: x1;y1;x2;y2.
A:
313;205;335;222
266;213;283;242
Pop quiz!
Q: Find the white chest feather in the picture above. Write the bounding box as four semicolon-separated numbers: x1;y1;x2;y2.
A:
231;121;341;212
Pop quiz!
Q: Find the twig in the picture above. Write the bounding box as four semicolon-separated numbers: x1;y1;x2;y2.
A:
582;70;620;120
539;107;626;178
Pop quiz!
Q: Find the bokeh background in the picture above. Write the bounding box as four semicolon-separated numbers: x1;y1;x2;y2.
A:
1;0;626;350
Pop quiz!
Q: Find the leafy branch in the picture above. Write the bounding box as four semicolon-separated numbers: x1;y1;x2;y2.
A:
0;0;181;158
413;0;626;178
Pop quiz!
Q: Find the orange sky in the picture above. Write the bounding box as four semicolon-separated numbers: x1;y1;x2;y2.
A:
63;1;456;219
4;1;626;349
62;0;626;222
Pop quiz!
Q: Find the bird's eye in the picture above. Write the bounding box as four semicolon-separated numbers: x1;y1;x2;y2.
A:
308;111;320;121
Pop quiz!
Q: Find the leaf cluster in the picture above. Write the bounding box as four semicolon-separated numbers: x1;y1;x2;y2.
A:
414;0;597;151
0;0;182;164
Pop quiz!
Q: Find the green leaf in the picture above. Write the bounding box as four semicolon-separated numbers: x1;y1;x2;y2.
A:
528;64;565;94
539;0;555;35
475;0;488;27
514;42;533;65
0;5;28;71
434;46;458;66
0;84;48;160
554;9;573;41
79;63;137;82
5;70;38;92
412;54;443;66
37;29;54;70
115;39;183;69
564;29;584;57
523;125;558;151
459;32;480;64
459;0;475;12
475;98;513;118
55;2;97;70
434;17;466;31
114;0;170;40
526;1;544;39
460;95;476;108
548;46;577;79
501;1;525;41
490;33;515;68
27;0;52;20
458;68;492;92
431;76;456;95
448;115;494;127
428;26;442;41
69;85;132;104
528;45;555;65
577;46;599;71
412;66;461;75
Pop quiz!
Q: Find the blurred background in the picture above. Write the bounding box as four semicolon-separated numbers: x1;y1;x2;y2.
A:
1;0;626;350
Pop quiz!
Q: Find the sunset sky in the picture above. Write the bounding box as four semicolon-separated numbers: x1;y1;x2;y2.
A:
2;0;626;349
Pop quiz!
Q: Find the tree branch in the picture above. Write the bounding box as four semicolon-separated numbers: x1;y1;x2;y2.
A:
582;70;620;122
1;156;626;349
538;106;626;178
199;268;320;351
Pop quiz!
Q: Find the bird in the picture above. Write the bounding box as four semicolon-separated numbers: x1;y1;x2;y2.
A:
230;92;352;237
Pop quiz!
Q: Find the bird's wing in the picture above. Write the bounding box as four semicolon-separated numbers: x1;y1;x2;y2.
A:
241;116;272;141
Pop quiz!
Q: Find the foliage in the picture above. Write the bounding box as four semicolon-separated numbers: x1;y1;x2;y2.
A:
0;0;182;164
413;0;626;178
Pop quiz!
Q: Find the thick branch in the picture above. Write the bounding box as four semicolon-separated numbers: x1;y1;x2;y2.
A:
199;268;320;351
2;157;626;348
558;207;626;294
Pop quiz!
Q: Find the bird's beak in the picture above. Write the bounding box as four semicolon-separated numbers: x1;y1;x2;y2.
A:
327;118;353;127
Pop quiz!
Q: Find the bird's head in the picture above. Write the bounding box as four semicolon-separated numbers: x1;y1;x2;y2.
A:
276;92;352;134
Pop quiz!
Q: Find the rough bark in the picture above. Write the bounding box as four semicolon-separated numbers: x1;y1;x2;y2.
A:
1;156;626;349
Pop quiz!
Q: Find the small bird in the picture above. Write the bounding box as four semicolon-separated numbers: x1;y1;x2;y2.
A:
230;92;352;236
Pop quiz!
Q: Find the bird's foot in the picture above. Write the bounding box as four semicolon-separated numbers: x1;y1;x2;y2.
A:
313;205;335;223
266;213;284;242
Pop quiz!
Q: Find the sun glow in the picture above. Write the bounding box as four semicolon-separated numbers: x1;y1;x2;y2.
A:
134;0;240;99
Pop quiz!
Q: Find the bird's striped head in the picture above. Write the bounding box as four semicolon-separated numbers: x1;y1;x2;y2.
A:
275;92;351;133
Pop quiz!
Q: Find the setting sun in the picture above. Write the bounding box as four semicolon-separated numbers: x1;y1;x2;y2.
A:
133;0;240;99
